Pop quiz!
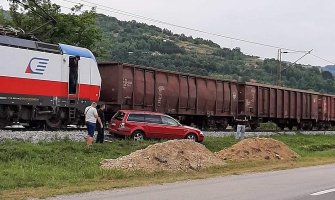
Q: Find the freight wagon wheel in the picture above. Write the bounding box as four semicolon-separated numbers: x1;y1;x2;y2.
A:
24;121;43;129
250;124;258;131
45;116;62;130
185;133;198;142
0;119;7;129
288;124;293;131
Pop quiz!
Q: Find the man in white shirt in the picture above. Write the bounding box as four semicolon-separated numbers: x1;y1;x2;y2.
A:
84;102;103;146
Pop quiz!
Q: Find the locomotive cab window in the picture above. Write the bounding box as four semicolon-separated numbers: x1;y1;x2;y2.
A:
69;56;80;94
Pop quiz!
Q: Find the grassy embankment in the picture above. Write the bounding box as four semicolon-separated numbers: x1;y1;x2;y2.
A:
1;134;335;199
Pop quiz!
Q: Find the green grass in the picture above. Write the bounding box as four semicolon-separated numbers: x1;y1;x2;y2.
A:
272;134;335;158
1;135;335;199
0;139;157;190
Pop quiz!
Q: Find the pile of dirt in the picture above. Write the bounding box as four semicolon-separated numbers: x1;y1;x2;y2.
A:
101;140;225;171
216;138;299;161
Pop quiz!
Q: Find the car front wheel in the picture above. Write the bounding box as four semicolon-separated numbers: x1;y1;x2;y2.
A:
132;130;145;141
185;133;198;142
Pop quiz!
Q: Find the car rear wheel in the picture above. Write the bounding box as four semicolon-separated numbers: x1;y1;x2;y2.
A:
132;130;145;141
185;133;198;142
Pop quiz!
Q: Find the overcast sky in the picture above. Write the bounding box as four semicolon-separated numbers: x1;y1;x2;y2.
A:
1;0;335;66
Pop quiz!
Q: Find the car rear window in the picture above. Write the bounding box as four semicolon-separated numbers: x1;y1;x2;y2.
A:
127;114;145;122
113;111;125;121
145;115;162;124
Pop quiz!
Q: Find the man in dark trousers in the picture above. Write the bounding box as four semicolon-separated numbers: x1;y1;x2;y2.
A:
96;104;106;143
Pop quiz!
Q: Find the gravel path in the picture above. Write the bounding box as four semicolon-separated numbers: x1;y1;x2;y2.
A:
1;129;335;143
0;130;86;143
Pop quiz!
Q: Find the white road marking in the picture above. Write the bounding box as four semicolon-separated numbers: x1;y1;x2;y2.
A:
310;188;335;196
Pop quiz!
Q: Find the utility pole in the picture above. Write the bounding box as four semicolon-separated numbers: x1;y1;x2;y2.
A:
276;49;289;86
276;49;282;86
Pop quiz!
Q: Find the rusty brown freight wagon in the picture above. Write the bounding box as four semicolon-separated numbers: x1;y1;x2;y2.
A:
98;62;238;130
238;82;335;130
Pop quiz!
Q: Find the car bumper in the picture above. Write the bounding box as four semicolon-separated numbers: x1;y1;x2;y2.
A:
198;135;204;142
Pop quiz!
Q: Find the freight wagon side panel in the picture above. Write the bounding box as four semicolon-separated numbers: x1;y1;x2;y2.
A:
224;82;232;115
179;76;197;115
133;68;145;109
277;89;283;118
98;63;122;104
207;80;217;116
257;87;263;117
263;88;270;117
245;85;257;117
319;95;331;121
144;71;155;108
283;90;289;118
179;76;188;113
331;97;335;120
237;84;246;116
122;66;135;109
155;71;168;113
196;78;208;115
311;94;318;120
188;77;197;113
289;91;297;119
216;82;224;115
230;83;238;116
296;92;302;120
270;88;276;118
166;74;179;114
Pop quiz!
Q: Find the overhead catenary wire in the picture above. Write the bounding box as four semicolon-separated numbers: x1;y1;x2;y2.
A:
59;0;335;66
61;0;308;53
310;54;335;65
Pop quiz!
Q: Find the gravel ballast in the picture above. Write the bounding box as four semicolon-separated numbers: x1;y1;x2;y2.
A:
1;130;335;143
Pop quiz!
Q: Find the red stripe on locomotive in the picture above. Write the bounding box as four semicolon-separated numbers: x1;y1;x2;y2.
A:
0;76;100;101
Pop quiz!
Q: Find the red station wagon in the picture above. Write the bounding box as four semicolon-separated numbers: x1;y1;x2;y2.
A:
109;110;204;142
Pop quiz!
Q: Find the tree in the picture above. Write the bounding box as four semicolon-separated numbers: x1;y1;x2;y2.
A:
322;71;333;80
8;0;101;51
0;7;5;24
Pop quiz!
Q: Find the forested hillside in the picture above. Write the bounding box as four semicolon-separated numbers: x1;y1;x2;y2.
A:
1;5;335;93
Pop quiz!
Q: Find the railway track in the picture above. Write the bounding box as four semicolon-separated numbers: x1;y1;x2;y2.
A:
1;128;335;143
2;125;335;133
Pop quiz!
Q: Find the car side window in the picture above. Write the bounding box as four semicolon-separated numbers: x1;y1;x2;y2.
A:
145;115;162;124
127;114;145;122
161;116;179;126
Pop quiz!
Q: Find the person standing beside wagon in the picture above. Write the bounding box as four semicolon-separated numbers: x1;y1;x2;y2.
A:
84;102;102;147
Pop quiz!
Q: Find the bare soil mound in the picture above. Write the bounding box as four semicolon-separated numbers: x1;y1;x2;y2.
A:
216;138;299;161
101;140;225;171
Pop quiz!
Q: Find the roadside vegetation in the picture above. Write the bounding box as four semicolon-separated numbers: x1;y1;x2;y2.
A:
1;135;335;199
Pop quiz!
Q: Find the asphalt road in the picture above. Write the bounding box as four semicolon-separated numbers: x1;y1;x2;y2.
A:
48;164;335;200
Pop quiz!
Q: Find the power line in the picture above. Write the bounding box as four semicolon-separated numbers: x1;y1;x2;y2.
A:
310;54;335;65
61;0;308;53
60;0;335;66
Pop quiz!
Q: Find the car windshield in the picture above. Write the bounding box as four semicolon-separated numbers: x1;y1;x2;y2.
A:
161;116;179;126
113;111;125;121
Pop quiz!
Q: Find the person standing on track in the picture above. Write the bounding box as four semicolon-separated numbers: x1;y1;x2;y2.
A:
96;104;106;143
84;102;102;147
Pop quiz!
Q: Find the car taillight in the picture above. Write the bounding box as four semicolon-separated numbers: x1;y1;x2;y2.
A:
119;122;125;128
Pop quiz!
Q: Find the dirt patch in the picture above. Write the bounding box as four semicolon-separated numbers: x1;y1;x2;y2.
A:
101;140;225;171
216;138;299;161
